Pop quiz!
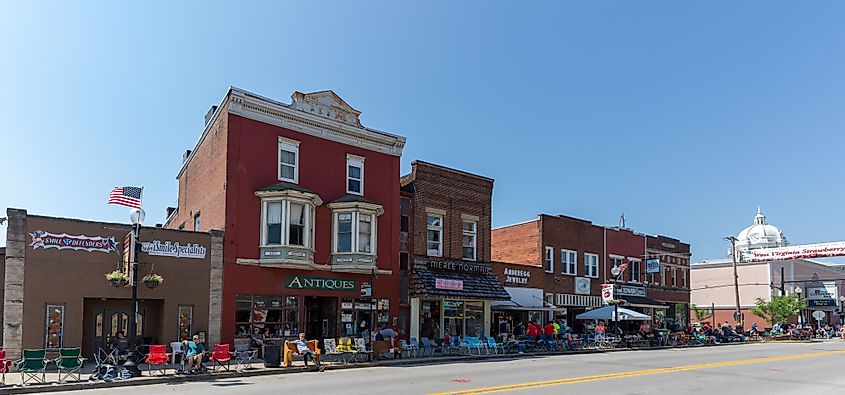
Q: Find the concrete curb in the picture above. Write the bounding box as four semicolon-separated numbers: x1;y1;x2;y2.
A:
0;341;809;394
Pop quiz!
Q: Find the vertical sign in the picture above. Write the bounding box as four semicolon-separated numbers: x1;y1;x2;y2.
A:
601;283;615;304
122;231;134;278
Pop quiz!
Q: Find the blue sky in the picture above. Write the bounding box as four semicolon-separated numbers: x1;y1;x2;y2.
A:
1;1;844;261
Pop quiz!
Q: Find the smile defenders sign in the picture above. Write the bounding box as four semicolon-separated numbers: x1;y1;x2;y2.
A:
29;230;116;253
285;276;357;291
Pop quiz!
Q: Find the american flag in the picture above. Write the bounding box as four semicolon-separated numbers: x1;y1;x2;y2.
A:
617;262;629;273
108;186;143;209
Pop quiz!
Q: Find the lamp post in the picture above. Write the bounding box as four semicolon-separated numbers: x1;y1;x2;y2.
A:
123;208;144;377
610;266;622;335
724;236;742;329
794;286;803;327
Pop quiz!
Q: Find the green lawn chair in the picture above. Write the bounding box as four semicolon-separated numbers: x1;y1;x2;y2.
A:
14;349;49;385
54;347;86;382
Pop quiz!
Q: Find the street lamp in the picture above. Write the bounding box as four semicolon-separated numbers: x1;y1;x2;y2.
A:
839;296;845;325
124;208;145;377
794;286;803;327
724;236;742;329
610;266;622;335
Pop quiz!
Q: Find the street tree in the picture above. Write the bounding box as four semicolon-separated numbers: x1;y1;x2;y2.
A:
749;294;806;325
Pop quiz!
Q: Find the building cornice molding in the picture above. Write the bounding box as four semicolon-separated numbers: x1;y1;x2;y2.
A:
229;88;405;157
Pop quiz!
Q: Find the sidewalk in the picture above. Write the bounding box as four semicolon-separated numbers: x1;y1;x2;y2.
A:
0;340;802;394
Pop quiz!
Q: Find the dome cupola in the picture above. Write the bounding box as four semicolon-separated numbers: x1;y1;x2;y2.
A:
736;207;787;251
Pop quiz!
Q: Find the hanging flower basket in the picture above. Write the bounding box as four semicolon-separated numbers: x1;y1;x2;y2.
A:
143;273;164;289
105;270;129;287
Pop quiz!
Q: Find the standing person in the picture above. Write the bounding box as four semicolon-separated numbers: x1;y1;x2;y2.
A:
527;320;541;341
543;321;556;345
515;320;526;337
292;332;323;371
182;335;206;374
552;320;561;340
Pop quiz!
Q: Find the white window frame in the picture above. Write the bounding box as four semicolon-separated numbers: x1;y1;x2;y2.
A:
260;198;314;249
461;219;477;261
346;154;365;195
682;269;687;288
672;267;678;287
561;249;577;276
193;212;201;232
628;258;641;283
427;213;443;257
278;137;300;183
544;246;554;273
584;253;599;278
331;210;378;255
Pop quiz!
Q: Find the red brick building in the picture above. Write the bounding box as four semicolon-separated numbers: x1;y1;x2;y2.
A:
493;215;691;328
166;88;406;345
401;161;508;340
492;215;605;329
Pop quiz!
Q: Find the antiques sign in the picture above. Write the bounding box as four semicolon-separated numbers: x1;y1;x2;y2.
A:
140;240;207;259
285;276;356;291
29;230;116;253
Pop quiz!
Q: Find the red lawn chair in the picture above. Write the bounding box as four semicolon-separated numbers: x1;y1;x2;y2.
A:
144;345;170;376
209;344;233;372
0;350;12;385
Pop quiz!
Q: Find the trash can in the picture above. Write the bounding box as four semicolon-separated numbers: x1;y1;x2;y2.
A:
263;339;283;367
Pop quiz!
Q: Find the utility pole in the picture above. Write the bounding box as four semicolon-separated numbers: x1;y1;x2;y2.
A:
725;236;742;329
780;266;785;297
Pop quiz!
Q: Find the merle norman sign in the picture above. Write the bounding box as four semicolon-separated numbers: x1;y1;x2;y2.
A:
415;257;492;274
285;276;357;291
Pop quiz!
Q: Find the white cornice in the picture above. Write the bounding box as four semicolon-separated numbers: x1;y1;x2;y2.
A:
326;201;385;216
176;87;406;180
229;88;405;157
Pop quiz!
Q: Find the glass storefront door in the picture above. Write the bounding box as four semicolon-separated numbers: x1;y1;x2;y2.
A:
444;300;465;337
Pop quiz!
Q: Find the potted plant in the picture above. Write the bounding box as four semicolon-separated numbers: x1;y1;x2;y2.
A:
142;273;164;289
105;270;129;287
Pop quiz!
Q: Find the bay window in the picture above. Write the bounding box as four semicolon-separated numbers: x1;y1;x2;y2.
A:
331;210;380;255
261;199;315;248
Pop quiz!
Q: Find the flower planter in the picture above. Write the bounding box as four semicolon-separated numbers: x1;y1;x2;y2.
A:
110;279;125;287
144;280;160;289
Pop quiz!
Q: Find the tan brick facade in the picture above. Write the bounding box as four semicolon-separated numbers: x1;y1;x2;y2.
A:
403;161;494;262
168;102;229;232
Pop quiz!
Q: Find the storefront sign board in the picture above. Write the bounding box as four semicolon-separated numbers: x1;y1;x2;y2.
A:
808;299;836;307
285;276;357;291
575;277;591;295
807;283;837;300
614;284;646;297
646;258;660;274
504;267;530;284
417;257;491;274
29;230;117;253
435;278;464;291
140;240;207;259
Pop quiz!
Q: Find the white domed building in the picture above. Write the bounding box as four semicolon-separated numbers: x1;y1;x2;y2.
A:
691;208;845;328
734;208;788;252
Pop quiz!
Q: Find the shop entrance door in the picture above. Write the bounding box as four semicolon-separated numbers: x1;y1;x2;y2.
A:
305;297;337;340
92;308;145;355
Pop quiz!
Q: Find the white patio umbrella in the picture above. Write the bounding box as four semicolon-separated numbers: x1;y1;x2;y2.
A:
575;305;651;321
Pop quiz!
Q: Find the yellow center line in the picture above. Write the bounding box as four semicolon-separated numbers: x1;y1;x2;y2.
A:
429;349;845;395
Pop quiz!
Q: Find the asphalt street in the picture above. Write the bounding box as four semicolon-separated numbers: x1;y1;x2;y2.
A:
62;341;845;395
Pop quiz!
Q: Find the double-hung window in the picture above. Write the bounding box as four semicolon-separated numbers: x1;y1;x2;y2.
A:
672;268;678;287
544;246;554;273
347;155;364;195
427;213;443;257
584;253;599;278
629;259;641;283
561;249;576;275
193;212;201;231
278;138;299;183
682;269;687;288
462;219;477;261
358;214;373;253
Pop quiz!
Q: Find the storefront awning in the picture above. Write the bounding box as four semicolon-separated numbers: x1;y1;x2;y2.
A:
492;304;567;312
411;259;510;300
619;295;668;309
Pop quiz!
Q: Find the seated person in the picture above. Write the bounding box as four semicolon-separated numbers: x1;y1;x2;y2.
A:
292;332;323;371
251;327;265;348
182;335;206;374
111;331;130;363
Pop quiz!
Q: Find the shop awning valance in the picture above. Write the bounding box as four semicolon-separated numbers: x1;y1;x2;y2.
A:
575;306;651;321
410;260;510;300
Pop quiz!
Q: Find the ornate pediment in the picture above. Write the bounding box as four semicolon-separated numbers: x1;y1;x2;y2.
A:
290;90;362;127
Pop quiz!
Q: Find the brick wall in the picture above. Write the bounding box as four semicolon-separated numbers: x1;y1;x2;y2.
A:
491;220;541;266
539;215;605;296
169;101;229;232
404;161;493;262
